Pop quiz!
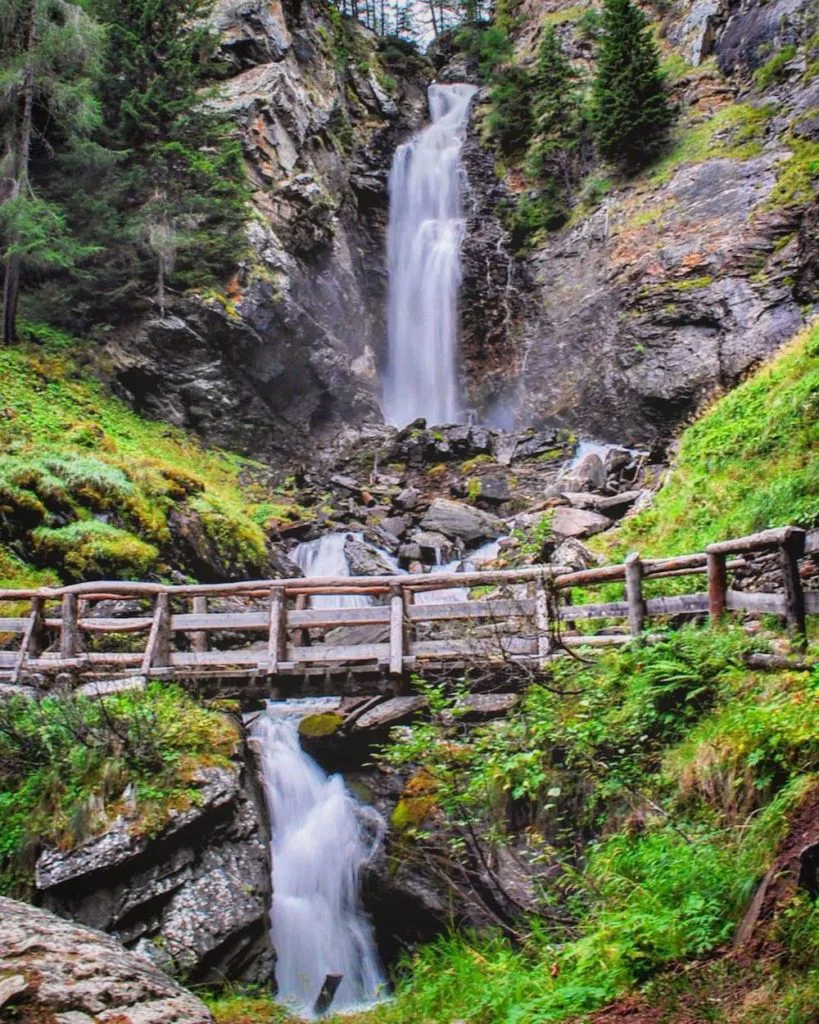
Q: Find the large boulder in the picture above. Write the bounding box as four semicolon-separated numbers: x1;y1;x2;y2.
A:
0;896;214;1023
551;506;613;540
420;499;503;544
35;763;273;985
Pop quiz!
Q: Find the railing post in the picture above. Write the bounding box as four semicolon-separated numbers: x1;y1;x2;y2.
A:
706;550;727;624
12;596;44;683
624;552;645;637
267;587;287;674
535;578;551;665
779;530;806;648
190;595;208;654
389;584;404;677
142;592;171;676
294;593;309;647
60;592;81;660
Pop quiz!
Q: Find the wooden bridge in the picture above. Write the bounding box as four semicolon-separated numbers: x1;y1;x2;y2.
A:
0;526;815;691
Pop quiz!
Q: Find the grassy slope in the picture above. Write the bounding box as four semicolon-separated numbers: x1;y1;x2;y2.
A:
609;318;819;557
0;329;304;586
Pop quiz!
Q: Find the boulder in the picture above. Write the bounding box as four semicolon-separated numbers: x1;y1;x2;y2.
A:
394;486;421;510
0;896;214;1023
558;453;607;493
594;490;644;517
344;538;397;576
552;538;606;571
352;696;427;731
473;473;511;505
420;499;503;544
551;506;613;539
36;764;273;985
412;530;459;565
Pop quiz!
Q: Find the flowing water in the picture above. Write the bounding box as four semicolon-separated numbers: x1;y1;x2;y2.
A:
292;533;369;609
383;82;477;427
253;703;386;1017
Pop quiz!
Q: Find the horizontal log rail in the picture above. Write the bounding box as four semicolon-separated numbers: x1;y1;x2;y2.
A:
0;526;815;685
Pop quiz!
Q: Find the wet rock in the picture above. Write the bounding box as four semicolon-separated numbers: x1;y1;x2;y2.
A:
420;499;503;544
0;896;214;1023
352;696;427;730
344;538;397;576
36;764;273;985
559;453;607;493
412;530;459;565
551;506;613;539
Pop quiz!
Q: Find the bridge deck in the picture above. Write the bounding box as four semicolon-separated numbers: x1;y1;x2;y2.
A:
0;526;814;688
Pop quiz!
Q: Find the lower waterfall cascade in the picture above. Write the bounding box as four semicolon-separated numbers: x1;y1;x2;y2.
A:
252;703;386;1017
382;81;478;427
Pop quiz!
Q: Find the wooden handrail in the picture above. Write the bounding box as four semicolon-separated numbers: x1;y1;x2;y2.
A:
1;526;814;682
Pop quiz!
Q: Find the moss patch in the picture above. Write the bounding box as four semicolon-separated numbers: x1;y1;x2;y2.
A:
298;712;345;738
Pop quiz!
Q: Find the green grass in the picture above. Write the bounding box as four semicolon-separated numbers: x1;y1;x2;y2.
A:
608;319;819;557
0;335;308;585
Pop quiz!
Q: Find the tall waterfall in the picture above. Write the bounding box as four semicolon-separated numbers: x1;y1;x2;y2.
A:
383;82;477;427
253;705;386;1017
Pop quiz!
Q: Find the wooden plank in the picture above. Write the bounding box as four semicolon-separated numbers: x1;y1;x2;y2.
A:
411;636;537;658
0;618;27;633
170;642;393;668
707;551;727;623
389;586;403;676
141;593;170;675
266;588;287;674
60;593;81;660
725;590;786;614
562;634;634;647
293;593;309;647
805;529;819;555
407;599;534;623
556;600;630;621
290;607;389;628
44;616;154;633
624;552;645;637
645;593;709;616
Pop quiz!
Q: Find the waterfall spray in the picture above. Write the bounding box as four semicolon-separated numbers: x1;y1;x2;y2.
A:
383;82;477;427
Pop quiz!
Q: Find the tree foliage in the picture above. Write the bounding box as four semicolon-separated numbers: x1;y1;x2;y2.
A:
591;0;675;170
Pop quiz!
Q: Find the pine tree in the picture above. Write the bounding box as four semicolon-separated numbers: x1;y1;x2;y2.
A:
0;0;103;342
591;0;675;171
87;0;249;311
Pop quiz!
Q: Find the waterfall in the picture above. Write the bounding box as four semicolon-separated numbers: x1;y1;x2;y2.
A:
292;533;369;609
383;82;477;427
253;704;386;1017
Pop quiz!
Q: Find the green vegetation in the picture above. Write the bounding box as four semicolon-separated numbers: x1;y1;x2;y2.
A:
753;44;797;90
649;102;773;185
612;318;819;556
766;133;819;211
591;0;676;171
0;340;308;585
0;684;237;894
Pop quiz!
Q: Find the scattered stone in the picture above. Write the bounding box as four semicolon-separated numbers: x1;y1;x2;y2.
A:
561;491;601;510
330;474;361;492
0;974;28;1008
456;693;519;720
552;538;606;571
0;896;214;1023
380;515;410;538
474;474;511;505
551;506;613;539
395;486;421;510
595;490;644;516
398;541;422;562
604;447;633;476
421;499;503;543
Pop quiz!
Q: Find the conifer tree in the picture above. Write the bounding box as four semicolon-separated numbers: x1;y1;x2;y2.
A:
0;0;103;342
86;0;249;311
591;0;675;171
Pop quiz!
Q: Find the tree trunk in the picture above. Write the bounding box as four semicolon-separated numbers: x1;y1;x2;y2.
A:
2;0;37;345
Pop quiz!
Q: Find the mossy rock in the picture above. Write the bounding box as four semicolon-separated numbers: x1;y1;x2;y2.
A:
298;712;344;738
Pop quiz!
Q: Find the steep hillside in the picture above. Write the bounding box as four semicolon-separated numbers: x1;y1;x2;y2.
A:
455;0;818;442
0;332;309;587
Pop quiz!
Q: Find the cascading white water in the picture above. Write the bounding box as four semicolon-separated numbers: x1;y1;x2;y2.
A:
292;533;369;609
383;82;477;427
253;704;386;1017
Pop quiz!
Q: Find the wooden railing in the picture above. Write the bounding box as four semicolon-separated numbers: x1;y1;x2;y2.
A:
0;527;815;684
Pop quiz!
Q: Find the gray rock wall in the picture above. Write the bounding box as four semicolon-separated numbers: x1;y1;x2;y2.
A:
35;761;274;986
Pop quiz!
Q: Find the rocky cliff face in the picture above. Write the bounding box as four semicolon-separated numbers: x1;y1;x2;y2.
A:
102;0;431;462
35;759;274;985
456;0;817;443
